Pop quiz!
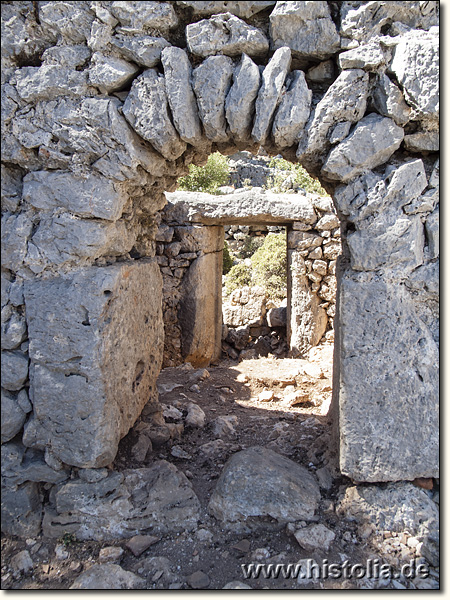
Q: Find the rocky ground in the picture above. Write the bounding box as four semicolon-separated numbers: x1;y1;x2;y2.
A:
1;341;439;590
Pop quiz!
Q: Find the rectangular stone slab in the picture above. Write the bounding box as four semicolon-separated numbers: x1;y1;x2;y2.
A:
23;260;164;468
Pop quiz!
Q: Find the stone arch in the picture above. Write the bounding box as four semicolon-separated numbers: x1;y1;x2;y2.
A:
1;0;439;536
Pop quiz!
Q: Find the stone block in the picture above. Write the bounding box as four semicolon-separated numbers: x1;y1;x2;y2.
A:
1;350;28;391
110;1;178;32
1;480;42;537
111;35;170;68
23;260;164;467
272;70;312;148
89;53;139;94
15;66;88;103
1;390;27;443
225;53;260;144
1;212;33;272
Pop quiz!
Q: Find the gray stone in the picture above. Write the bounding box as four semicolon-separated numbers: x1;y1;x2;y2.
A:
429;159;439;188
223;581;252;589
390;30;439;123
110;1;178;32
270;1;340;61
23;260;163;468
223;286;267;328
1;165;23;213
404;131;439;153
306;60;334;83
43;463;201;540
316;214;339;231
41;45;91;68
267;306;286;328
337;272;439;482
39;1;95;44
212;415;238;438
192;55;234;143
372;74;411;126
187;570;210;589
177;1;276;18
1;309;27;350
294;523;335;551
252;47;291;145
186;12;269;58
208;446;321;530
125;534;160;557
23;171;128;221
1;389;27;443
225;54;260;144
111;35;171;68
185;403;206;428
329;122;351;145
98;546;124;563
17;389;32;413
10;550;33;575
338;40;388;71
1;350;28;391
70;564;145;589
272;70;311;148
425;207;439;259
2;442;70;486
1;212;33;272
79;468;109;483
123;70;186;161
1;480;42;537
322;114;404;182
315;466;333;490
89;53;139;94
297;69;369;170
15;66;88;103
161;47;203;146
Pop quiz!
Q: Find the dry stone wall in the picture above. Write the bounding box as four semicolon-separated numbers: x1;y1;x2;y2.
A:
1;1;439;537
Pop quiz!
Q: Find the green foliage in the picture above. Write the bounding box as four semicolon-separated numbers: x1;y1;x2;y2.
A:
222;241;234;275
250;233;287;301
60;532;77;547
237;234;264;259
266;157;328;196
177;152;230;194
224;263;252;295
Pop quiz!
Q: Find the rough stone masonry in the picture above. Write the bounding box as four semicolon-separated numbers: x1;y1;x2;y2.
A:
1;1;439;537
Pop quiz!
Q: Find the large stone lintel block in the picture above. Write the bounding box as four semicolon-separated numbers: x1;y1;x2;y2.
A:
336;270;439;482
24;260;164;468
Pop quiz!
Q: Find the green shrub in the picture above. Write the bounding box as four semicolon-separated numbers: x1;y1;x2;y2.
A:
250;233;287;301
266;157;328;196
223;241;234;275
237;235;264;259
224;263;252;295
178;152;230;194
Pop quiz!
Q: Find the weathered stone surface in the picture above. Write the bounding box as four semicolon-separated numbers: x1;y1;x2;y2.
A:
338;482;439;565
306;59;334;83
161;47;203;146
1;480;42;537
1;389;27;443
371;74;411;127
223;286;267;328
294;523;335;551
272;70;311;148
404;131;439;153
1;350;28;391
15;66;88;103
225;54;260;144
1;308;27;350
267;305;287;328
192;55;234;143
179;249;223;367
123;70;186;161
10;550;33;576
70;564;145;589
1;165;23;213
2;441;69;486
337;272;439;481
1;213;33;272
390;30;439;123
270;1;340;61
41;45;91;68
39;1;95;43
125;534;160;557
89;53;139;94
43;463;201;540
322;114;404;182
338;40;388;71
252;47;291;145
425;207;439;259
23;171;127;221
111;35;170;68
187;570;210;589
110;1;178;32
23;260;163;468
208;447;321;530
186;12;269;58
177;1;276;18
297;69;369;170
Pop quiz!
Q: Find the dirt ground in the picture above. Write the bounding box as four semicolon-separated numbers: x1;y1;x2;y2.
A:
0;341;439;590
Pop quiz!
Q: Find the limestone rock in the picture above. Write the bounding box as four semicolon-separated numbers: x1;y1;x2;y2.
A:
322;114;404;182
1;480;42;537
125;535;160;557
252;47;291;145
297;69;369;171
425;207;439;259
111;35;171;68
267;306;286;328
43;463;201;540
110;1;178;32
10;550;33;576
212;415;238;438
1;389;27;443
337;272;439;482
223;581;252;589
1;350;28;391
404;131;439;153
338;40;388;71
329;122;351;144
270;1;340;61
15;66;88;103
70;564;145;589
1;165;23;213
223;286;267;328
1;212;33;272
39;1;95;44
98;546;124;563
185;403;206;428
192;55;234;143
1;309;27;350
177;1;276;18
225;54;261;144
316;214;339;231
161;47;203;146
272;70;311;148
372;74;411;126
41;45;91;68
187;570;210;589
89;53;139;94
2;441;70;486
306;60;334;83
123;70;186;161
23;260;163;468
208;447;321;530
294;523;335;551
186;12;269;58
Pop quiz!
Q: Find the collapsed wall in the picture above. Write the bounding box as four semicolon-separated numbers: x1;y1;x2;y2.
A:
1;1;439;538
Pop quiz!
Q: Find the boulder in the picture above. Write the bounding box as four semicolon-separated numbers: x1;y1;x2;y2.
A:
186;12;269;58
70;564;145;589
23;260;163;468
225;54;261;144
1;213;33;272
88;53;139;94
123;70;187;160
1;308;27;350
110;1;178;32
372;74;411;126
39;1;95;43
338;40;388;71
41;45;91;68
192;55;234;143
208;447;321;530
111;35;170;68
223;286;267;328
272;70;312;148
1;350;28;391
1;389;27;443
15;66;88;103
1;480;43;537
404;131;439;153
